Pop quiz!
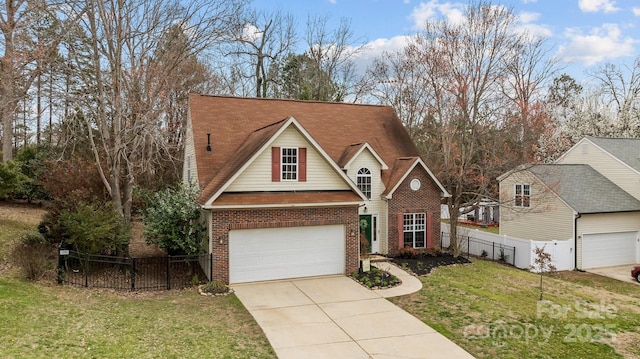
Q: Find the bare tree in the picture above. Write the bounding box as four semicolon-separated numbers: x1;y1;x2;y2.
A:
227;9;296;98
588;57;640;137
373;1;557;256
365;50;432;140
502;36;559;163
65;0;245;221
0;0;71;162
303;15;365;101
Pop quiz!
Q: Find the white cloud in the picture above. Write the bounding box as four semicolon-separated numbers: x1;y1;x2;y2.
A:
241;23;262;42
409;1;465;30
522;0;538;3
349;35;414;75
515;11;553;38
633;7;640;16
578;0;619;13
556;24;635;65
328;0;337;4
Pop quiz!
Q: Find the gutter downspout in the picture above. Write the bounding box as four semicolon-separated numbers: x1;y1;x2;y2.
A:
574;212;584;272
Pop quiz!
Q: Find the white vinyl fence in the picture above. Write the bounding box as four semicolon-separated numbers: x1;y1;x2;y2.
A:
441;223;574;271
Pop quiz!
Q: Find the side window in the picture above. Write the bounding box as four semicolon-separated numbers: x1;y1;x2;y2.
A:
515;183;531;207
356;168;372;199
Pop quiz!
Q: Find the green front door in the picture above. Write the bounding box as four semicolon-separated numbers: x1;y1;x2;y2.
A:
359;215;372;254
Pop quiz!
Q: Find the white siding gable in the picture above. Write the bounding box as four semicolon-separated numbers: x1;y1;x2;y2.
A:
226;126;350;192
347;148;389;254
557;139;640;200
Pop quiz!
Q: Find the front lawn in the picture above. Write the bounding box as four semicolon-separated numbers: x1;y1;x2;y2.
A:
391;259;640;359
0;203;276;359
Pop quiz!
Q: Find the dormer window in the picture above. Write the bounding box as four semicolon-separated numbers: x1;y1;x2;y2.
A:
357;168;372;199
271;146;307;182
281;147;298;180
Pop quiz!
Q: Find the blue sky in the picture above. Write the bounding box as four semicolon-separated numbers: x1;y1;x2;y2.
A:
252;0;640;82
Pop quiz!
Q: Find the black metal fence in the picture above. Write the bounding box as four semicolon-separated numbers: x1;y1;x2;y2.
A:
441;232;516;266
57;250;212;291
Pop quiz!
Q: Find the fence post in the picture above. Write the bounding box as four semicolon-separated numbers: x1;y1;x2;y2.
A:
492;242;495;261
131;258;136;291
57;251;63;284
467;236;470;259
167;255;171;290
84;253;89;288
512;247;516;266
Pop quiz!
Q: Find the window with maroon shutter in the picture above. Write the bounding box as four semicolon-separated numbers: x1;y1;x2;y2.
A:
271;147;280;182
402;213;426;248
271;147;307;182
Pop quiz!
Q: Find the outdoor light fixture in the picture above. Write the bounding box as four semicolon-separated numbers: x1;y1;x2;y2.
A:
206;133;212;152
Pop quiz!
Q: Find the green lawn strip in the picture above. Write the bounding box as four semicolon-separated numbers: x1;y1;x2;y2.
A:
0;218;33;259
0;278;276;358
391;260;640;359
1;206;275;358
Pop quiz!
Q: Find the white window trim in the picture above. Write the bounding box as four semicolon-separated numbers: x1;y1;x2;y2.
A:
356;168;372;200
514;183;531;208
403;212;426;248
281;147;298;181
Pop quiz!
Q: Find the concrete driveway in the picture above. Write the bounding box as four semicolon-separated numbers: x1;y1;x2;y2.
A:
232;276;474;359
588;265;640;285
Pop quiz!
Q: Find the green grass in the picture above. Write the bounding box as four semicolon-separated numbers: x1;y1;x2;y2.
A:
0;207;276;359
391;260;640;359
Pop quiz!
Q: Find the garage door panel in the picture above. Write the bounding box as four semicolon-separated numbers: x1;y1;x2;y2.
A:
582;232;638;269
229;225;345;283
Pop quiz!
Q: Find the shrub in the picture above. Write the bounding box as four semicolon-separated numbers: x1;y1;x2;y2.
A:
11;232;55;281
200;281;230;295
40;202;130;255
398;246;418;259
14;145;52;202
143;183;205;255
40;158;107;206
351;267;400;288
0;160;27;199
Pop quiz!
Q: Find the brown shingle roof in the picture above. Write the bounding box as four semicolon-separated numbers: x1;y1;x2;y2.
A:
189;94;422;204
212;191;363;207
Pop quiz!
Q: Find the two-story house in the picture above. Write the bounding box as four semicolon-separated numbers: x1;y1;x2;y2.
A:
184;94;449;284
498;137;640;270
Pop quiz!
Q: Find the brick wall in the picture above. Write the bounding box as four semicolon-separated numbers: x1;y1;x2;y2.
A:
388;166;443;255
210;206;359;283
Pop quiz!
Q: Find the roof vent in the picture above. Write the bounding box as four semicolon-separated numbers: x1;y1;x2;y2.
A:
206;133;212;152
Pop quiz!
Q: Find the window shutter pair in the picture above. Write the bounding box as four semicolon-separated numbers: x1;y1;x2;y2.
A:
396;212;433;249
271;147;306;182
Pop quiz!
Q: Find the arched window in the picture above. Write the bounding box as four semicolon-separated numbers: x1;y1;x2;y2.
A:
357;168;372;199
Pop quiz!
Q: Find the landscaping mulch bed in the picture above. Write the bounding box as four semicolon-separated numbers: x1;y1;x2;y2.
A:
391;253;471;276
351;266;401;289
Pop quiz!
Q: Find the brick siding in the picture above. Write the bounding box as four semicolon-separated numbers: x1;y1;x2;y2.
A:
210;206;359;284
388;166;443;255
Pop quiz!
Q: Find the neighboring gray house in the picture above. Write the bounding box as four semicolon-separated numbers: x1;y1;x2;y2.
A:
499;137;640;270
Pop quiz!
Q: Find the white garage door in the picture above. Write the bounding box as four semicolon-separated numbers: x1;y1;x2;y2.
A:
582;232;638;269
229;225;345;283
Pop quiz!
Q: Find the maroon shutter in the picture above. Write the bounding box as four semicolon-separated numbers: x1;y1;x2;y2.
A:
397;213;404;250
271;147;280;182
426;212;433;249
298;147;307;182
